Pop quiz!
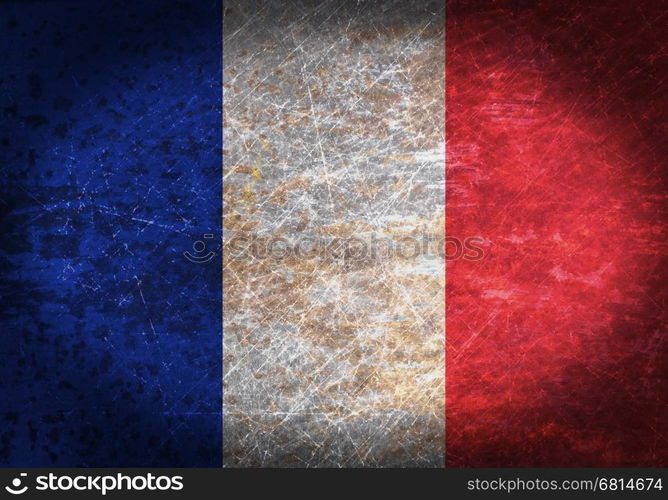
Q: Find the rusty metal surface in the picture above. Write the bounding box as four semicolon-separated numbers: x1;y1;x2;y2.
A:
223;0;444;467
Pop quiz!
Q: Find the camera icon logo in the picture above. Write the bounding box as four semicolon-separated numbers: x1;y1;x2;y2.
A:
5;473;28;495
184;234;216;264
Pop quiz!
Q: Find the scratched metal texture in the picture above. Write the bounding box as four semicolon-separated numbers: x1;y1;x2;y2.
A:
0;1;222;466
446;0;668;467
223;0;444;467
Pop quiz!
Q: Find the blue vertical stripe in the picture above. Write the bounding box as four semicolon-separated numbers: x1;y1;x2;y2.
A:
0;0;222;466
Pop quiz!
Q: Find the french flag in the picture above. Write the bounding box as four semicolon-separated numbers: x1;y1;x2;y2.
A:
0;0;665;468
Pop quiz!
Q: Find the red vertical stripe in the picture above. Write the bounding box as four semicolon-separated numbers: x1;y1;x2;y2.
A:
446;0;668;466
